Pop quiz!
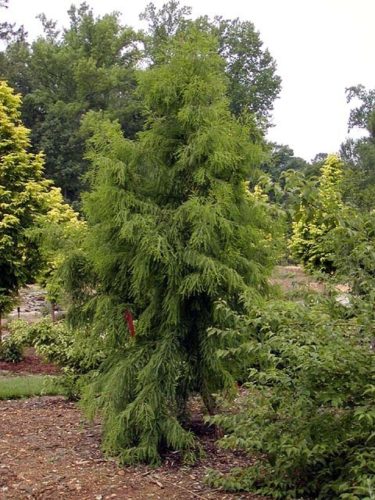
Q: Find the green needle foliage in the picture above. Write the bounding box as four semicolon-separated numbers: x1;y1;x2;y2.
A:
0;81;82;327
67;28;278;464
0;81;50;319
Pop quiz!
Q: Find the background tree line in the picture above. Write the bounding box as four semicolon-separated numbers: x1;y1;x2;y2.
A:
0;0;281;203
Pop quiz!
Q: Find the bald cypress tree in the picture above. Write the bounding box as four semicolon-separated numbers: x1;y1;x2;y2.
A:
71;29;277;464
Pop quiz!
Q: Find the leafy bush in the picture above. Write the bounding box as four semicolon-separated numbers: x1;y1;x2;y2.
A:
0;336;23;363
208;298;375;499
9;318;104;371
29;319;77;366
7;319;34;345
7;318;105;398
0;319;32;363
330;210;375;295
32;319;106;400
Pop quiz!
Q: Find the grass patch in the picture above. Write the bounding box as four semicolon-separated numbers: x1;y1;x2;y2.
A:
0;375;63;400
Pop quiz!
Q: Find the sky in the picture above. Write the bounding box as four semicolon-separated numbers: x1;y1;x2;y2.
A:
3;0;375;161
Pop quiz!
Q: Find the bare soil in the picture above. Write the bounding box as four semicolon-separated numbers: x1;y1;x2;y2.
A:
0;397;263;500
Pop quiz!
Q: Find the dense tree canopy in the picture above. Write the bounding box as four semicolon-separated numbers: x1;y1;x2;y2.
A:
340;85;375;211
260;143;308;182
0;2;281;202
0;3;142;202
0;81;48;314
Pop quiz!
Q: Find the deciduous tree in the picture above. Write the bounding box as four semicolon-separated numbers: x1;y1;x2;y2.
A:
289;155;345;272
0;3;142;202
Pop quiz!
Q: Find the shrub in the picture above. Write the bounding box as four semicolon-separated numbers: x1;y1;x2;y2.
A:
208;298;375;499
330;210;375;295
0;319;32;363
0;336;23;363
7;319;34;345
7;318;105;398
9;318;104;371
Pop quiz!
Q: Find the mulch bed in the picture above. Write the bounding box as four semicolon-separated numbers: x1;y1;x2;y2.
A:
0;347;60;375
0;283;269;499
0;396;264;500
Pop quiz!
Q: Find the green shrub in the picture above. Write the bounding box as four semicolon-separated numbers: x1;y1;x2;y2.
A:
7;318;105;398
330;210;375;295
0;336;23;363
30;319;74;366
0;319;36;363
7;319;34;345
208;298;375;499
8;318;104;371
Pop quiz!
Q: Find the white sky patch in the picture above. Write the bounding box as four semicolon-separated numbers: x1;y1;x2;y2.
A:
3;0;375;161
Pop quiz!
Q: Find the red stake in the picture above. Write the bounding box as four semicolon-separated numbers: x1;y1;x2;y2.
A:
124;309;136;337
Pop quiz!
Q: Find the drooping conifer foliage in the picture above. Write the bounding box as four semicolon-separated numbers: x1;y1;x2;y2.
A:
66;28;278;464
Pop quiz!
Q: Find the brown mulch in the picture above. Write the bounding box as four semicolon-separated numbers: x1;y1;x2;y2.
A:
0;348;60;375
0;396;264;500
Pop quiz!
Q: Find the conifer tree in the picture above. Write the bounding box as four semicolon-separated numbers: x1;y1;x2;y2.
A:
0;81;50;334
71;29;277;464
0;80;81;336
290;154;344;272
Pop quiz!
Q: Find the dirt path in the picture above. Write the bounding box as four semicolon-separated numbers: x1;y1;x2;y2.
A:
270;265;325;293
0;397;262;500
5;285;48;326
